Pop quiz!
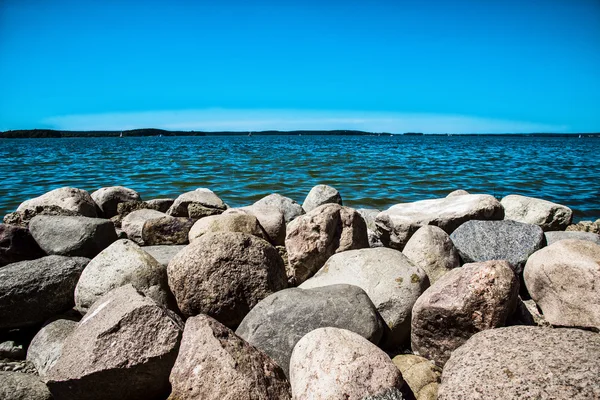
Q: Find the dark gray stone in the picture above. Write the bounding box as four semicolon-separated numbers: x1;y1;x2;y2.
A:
362;388;405;400
0;224;45;267
0;372;52;400
146;198;174;213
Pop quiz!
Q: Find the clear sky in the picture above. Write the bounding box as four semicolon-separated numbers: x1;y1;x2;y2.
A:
1;0;599;133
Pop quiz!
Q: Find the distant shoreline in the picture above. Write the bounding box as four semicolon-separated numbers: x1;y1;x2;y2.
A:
1;128;599;138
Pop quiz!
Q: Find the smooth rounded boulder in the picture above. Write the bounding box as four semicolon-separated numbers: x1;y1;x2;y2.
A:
29;215;118;258
253;193;305;223
0;372;53;400
302;184;342;213
121;209;168;245
167;232;287;328
438;326;600;400
289;328;403;400
46;285;183;400
168;314;291;400
223;206;286;245
392;354;441;400
285;203;369;285
74;239;173;314
26;319;78;377
0;256;89;329
17;187;97;217
166;188;226;217
524;239;600;330
0;223;45;267
236;284;384;376
300;247;428;348
411;260;519;367
189;213;268;243
91;186;141;218
501;194;573;231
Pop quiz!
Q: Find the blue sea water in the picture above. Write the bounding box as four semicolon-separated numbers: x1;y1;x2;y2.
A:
0;135;598;222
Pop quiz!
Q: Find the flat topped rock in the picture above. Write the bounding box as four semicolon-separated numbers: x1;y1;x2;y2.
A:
375;194;504;250
501;194;573;231
17;187;97;217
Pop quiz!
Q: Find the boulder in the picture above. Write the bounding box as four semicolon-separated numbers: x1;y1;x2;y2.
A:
392;355;441;400
142;216;194;245
285;204;369;285
91;186;141;218
302;184;343;213
289;328;403;400
140;245;186;266
26;319;78;377
545;230;600;245
501;194;573;231
357;208;384;248
253;193;305;223
375;194;504;250
3;205;80;228
186;203;225;218
0;256;89;329
446;189;469;197
168;314;292;400
0;372;52;400
403;225;460;284
236;284;384;376
450;219;545;274
146;198;175;213
74;239;173;314
300;247;428;348
524;239;600;330
167;232;287;328
0;223;45;267
189;213;268;243
46;285;183;400
167;188;226;217
121;209;167;245
29;215;117;258
224;206;286;245
17;187;97;217
411;260;519;367
438;326;600;400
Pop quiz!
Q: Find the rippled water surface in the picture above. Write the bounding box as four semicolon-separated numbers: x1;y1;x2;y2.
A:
1;135;598;221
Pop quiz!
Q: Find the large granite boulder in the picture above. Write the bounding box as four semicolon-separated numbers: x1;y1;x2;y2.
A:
74;239;173;314
166;188;226;217
289;327;403;400
188;213;268;243
0;223;45;267
236;284;384;376
302;184;342;213
168;314;291;400
167;232;287;328
0;256;89;329
411;260;519;367
438;326;600;400
285;204;369;285
91;186;141;218
253;193;305;223
501;194;573;231
17;187;97;217
450;219;546;274
524;239;600;330
142;216;194;245
121;208;167;245
26;319;78;377
223;206;286;245
392;354;441;400
300;247;428;348
46;285;183;400
545;230;600;245
29;215;118;258
0;372;53;400
375;194;504;250
403;225;460;284
141;245;186;266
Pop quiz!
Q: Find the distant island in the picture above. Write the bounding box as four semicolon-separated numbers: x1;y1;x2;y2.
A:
1;128;599;138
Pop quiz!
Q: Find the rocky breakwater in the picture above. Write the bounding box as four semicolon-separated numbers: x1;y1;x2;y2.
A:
0;184;599;399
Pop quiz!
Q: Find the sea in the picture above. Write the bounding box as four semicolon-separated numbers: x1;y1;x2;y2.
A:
1;135;598;222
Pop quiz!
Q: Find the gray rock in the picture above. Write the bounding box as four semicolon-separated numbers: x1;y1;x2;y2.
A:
236;284;384;377
403;225;460;284
411;260;519;367
362;388;405;400
74;239;173;314
146;198;174;213
446;189;469;197
253;193;305;223
375;194;504;250
4;205;80;228
357;209;384;248
46;285;183;400
285;204;369;285
29;215;117;258
438;326;600;400
17;187;97;217
121;208;167;245
0;372;53;400
545;230;600;245
27;319;78;377
186;202;225;218
524;239;600;330
0;341;25;360
91;186;141;218
168;314;292;400
140;245;186;266
142;216;194;245
0;224;45;267
450;219;545;274
167;232;288;328
302;184;343;213
392;354;441;400
501;194;573;231
189;213;268;243
0;256;89;329
224;206;286;245
300;247;428;348
167;188;226;217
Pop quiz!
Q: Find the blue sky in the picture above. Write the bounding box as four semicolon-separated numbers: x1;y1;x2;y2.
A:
1;0;599;133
